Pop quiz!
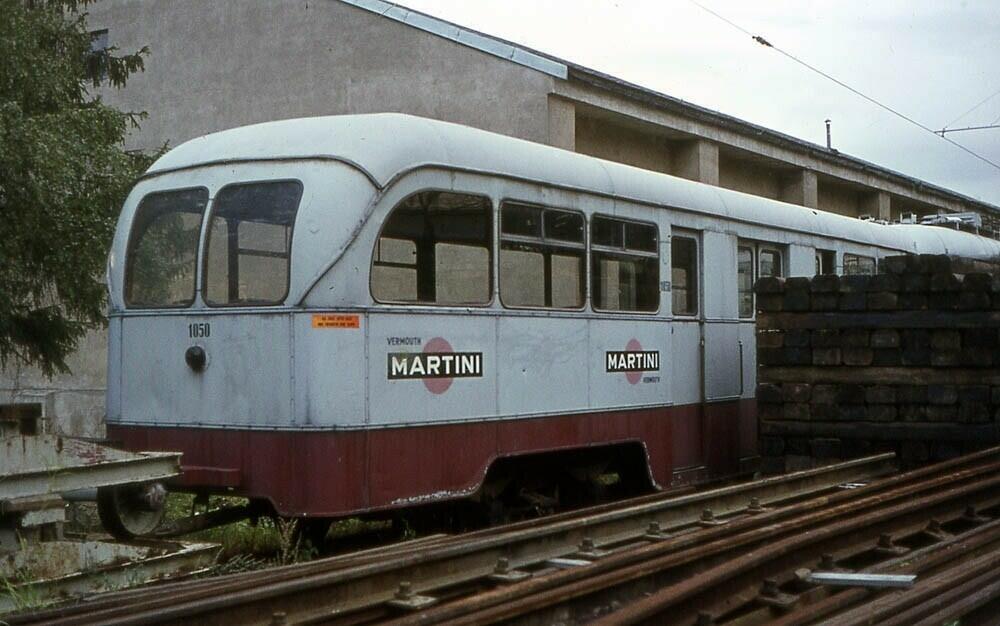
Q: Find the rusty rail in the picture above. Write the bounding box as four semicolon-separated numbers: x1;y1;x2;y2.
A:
17;448;1000;626
12;453;898;626
394;450;1000;625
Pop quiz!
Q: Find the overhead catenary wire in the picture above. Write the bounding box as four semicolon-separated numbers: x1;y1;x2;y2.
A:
687;0;1000;173
942;86;1000;130
936;124;1000;136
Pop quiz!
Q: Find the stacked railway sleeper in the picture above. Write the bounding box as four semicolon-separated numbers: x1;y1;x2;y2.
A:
755;253;1000;472
10;448;1000;624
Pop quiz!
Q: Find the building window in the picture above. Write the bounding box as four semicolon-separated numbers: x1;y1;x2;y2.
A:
499;203;585;309
671;235;698;316
88;29;109;81
843;253;876;275
737;245;754;318
591;216;659;312
125;187;208;308
204;180;303;306
371;191;492;305
0;404;42;436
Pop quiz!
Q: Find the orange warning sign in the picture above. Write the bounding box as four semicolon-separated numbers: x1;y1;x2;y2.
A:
311;314;360;329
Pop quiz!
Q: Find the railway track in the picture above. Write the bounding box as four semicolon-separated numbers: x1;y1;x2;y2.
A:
10;454;891;625
12;448;1000;625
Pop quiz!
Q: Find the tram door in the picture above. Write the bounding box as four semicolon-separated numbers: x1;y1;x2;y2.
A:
699;232;743;476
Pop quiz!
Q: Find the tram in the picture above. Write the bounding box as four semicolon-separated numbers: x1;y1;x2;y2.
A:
101;113;1000;535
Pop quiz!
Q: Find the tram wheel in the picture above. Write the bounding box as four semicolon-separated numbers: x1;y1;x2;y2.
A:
97;482;168;539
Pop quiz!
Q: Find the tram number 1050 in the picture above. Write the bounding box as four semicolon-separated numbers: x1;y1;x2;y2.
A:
188;323;212;338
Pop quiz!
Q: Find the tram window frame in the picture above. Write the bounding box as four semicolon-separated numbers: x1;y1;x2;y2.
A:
124;186;209;309
736;242;784;319
591;215;660;314
370;190;494;306
671;234;699;317
499;201;586;310
843;253;876;275
202;179;303;307
759;247;783;279
737;245;755;319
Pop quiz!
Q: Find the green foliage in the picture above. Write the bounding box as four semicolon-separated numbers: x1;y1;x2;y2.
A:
0;0;154;376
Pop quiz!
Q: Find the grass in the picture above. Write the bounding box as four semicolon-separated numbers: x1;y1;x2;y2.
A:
164;494;394;573
1;566;48;615
67;493;397;576
165;494;308;565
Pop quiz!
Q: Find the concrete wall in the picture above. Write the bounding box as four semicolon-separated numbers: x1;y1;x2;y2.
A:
818;181;862;217
2;0;561;437
718;155;780;200
575;113;672;175
0;329;106;438
551;79;997;223
86;0;556;151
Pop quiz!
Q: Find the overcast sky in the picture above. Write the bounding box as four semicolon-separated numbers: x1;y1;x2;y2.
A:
402;0;1000;206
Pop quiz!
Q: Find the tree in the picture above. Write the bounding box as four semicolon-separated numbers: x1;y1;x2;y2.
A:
0;0;153;376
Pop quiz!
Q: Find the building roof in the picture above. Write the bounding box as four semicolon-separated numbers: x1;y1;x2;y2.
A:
337;0;1000;217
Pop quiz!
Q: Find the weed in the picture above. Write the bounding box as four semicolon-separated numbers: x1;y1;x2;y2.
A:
328;517;393;539
210;553;270;576
1;566;47;614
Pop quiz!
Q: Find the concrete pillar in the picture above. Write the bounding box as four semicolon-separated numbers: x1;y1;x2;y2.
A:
674;139;719;185
547;96;576;151
862;190;891;221
780;169;818;209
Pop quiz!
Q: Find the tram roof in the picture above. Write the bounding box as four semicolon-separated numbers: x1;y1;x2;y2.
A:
147;113;1000;260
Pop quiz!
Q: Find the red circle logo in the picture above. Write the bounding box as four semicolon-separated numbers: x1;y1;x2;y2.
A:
625;338;643;385
423;337;453;394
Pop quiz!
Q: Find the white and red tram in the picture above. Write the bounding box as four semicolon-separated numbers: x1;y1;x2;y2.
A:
104;114;1000;524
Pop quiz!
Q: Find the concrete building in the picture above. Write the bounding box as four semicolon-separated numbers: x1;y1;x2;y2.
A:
4;0;999;436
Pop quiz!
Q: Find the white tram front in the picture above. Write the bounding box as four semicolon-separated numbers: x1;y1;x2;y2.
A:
104;114;1000;525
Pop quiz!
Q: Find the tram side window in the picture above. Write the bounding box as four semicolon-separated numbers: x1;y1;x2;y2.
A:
204;181;303;306
816;249;836;275
671;236;698;315
125;187;208;308
591;216;659;312
759;248;782;278
371;191;492;305
499;203;585;309
737;246;754;318
843;253;876;275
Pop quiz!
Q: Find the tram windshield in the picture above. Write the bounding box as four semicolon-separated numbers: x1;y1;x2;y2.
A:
125;187;208;308
203;180;303;306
